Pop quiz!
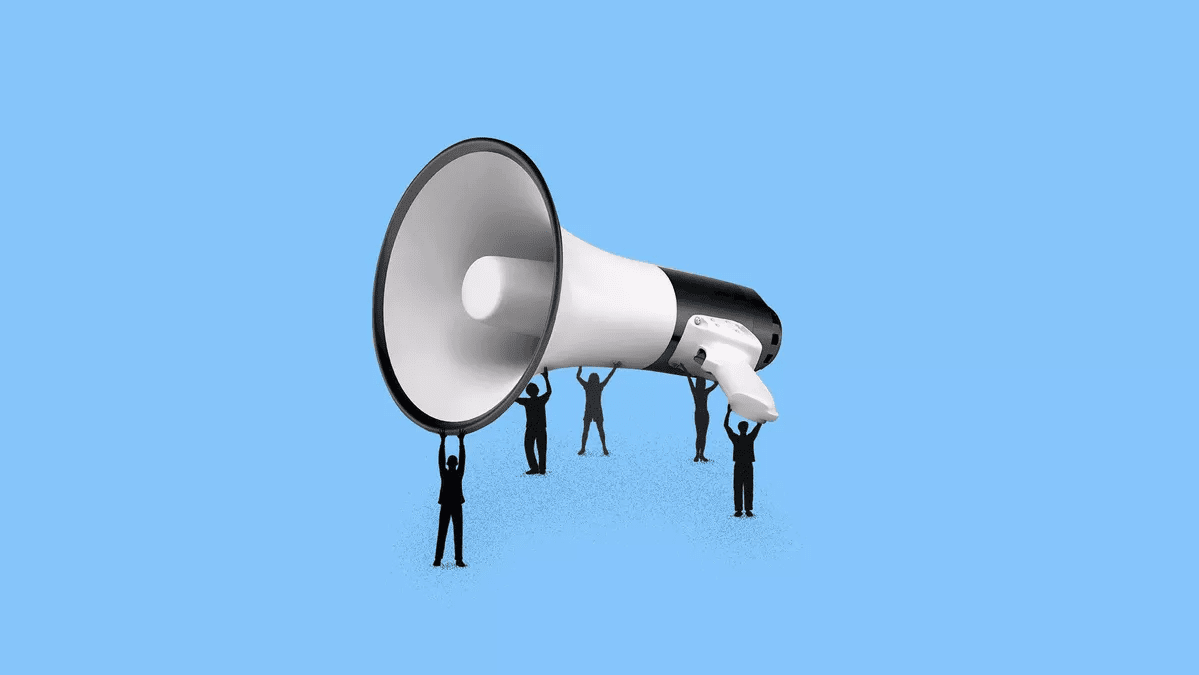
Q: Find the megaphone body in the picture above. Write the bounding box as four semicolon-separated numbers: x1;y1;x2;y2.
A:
373;139;783;434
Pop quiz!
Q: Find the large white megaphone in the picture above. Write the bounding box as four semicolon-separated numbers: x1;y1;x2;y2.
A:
373;138;783;434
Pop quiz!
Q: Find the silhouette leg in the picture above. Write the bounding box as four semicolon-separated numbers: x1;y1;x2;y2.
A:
435;506;451;562
579;418;591;454
524;428;538;472
597;419;608;455
697;414;709;461
451;505;463;563
745;465;754;513
536;430;547;474
733;464;744;515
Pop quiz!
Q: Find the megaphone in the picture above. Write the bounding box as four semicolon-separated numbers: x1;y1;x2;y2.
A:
373;138;783;434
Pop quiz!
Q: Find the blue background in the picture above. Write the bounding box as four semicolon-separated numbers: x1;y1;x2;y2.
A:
3;2;1196;672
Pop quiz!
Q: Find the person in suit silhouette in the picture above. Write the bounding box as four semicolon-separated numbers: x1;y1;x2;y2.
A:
515;368;552;475
434;430;466;567
724;405;762;517
686;373;718;462
577;362;620;455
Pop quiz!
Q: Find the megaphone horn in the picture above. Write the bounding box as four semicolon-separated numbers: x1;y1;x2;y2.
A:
373;138;783;434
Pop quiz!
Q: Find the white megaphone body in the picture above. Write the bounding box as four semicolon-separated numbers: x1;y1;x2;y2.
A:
373;138;783;434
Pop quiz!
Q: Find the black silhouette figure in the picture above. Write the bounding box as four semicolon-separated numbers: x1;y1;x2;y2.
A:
434;430;467;567
686;372;718;462
724;404;761;517
577;362;620;455
515;368;552;475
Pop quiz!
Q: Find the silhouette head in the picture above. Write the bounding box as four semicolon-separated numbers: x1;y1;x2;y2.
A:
696;377;707;387
588;373;599;384
526;383;539;396
738;421;748;434
446;455;458;469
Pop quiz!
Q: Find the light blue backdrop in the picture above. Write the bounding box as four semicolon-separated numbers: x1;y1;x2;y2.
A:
4;2;1196;673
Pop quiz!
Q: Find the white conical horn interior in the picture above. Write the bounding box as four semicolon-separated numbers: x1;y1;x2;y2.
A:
381;151;556;424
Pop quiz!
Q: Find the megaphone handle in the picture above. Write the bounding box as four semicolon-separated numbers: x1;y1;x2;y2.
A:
701;343;779;423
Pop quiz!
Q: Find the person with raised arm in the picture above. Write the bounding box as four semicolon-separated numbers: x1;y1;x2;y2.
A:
577;362;621;456
685;371;719;462
434;430;467;567
724;404;762;517
514;368;552;475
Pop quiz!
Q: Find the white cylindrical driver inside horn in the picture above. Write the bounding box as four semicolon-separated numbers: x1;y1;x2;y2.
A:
461;256;555;336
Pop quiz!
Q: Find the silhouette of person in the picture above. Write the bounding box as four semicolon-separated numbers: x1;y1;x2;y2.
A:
515;368;552;475
434;430;467;567
724;405;762;517
577;362;621;456
686;372;718;462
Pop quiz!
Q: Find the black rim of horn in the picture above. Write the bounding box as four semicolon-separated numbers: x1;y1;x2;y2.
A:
372;138;564;435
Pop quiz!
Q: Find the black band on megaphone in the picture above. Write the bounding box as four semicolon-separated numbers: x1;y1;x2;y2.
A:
645;267;782;375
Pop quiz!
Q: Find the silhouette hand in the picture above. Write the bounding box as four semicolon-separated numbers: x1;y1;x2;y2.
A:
440;430;447;440
613;361;622;368
727;404;732;413
457;429;465;440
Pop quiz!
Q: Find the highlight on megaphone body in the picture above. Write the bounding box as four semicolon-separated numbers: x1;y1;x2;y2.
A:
372;138;783;436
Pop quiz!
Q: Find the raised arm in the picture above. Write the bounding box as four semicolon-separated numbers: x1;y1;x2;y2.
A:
541;368;552;399
457;431;466;474
724;405;735;440
576;366;585;386
438;432;447;477
601;361;621;387
749;422;762;440
676;363;695;391
704;380;718;393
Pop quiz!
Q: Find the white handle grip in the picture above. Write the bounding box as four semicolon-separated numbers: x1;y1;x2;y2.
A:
701;342;779;423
